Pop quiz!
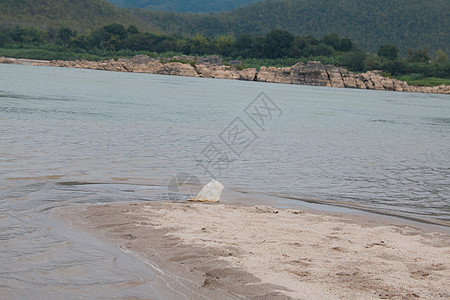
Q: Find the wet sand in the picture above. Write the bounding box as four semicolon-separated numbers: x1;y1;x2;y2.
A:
57;202;450;299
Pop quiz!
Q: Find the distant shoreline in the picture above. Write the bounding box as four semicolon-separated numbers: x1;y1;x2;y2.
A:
2;55;449;95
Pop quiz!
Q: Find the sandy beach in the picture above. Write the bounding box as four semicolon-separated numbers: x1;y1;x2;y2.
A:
56;202;450;299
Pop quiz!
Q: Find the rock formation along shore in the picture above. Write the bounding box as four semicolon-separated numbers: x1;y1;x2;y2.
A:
1;55;448;94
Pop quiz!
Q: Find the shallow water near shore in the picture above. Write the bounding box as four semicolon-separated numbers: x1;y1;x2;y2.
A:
0;64;449;297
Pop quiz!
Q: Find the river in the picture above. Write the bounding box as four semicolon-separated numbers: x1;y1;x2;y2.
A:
1;63;449;298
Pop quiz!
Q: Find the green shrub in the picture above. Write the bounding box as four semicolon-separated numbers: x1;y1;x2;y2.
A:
340;51;366;71
0;32;7;47
364;53;382;70
378;44;399;60
381;60;409;75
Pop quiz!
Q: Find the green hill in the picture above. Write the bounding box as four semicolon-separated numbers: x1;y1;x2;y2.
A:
135;0;449;53
0;0;153;32
0;0;448;53
107;0;260;13
223;0;450;53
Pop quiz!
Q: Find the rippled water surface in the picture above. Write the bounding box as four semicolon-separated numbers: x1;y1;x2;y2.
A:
1;64;449;297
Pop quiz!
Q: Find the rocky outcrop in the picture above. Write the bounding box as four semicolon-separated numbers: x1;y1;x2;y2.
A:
237;68;258;81
198;55;224;66
193;64;258;81
195;64;239;79
0;57;14;64
0;57;50;65
128;61;163;73
325;65;345;88
257;66;292;84
255;61;449;94
155;62;198;77
292;61;330;86
257;62;331;86
2;55;448;94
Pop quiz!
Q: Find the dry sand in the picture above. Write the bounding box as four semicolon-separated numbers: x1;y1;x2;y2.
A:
57;202;450;299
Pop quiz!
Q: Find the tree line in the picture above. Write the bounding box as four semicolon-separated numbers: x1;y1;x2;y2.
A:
0;24;448;78
0;25;356;58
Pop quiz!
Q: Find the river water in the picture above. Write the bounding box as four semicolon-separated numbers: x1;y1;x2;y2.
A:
1;64;449;298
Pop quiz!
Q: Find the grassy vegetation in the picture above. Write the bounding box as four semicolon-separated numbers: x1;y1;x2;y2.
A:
0;45;179;61
0;47;110;61
394;74;450;86
232;56;341;70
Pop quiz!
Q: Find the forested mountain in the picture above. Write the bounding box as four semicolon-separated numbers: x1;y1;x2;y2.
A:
1;0;448;53
0;0;153;32
107;0;260;12
134;0;448;53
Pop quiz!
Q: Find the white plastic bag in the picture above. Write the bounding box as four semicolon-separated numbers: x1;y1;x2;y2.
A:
188;179;224;203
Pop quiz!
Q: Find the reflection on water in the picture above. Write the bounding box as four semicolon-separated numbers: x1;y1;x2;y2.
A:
0;64;449;297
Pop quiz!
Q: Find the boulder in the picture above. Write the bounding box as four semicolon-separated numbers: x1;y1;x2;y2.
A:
381;78;395;91
238;68;257;81
0;57;14;64
155;62;199;77
198;55;224;66
341;70;358;88
195;64;239;79
129;55;154;64
358;73;374;89
257;66;292;84
393;79;409;92
325;66;345;88
291;61;329;86
365;71;385;90
355;77;367;89
129;61;163;73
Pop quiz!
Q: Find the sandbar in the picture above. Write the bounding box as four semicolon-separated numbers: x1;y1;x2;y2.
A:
57;202;450;299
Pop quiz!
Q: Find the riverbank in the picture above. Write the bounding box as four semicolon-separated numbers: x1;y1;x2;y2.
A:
57;201;450;299
1;55;449;94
